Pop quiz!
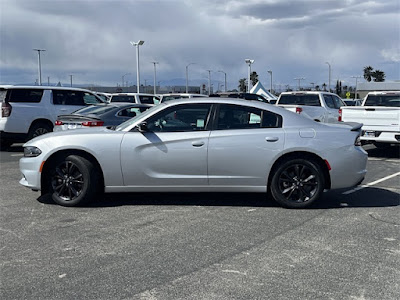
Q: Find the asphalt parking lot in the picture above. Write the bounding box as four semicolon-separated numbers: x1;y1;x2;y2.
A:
1;144;399;300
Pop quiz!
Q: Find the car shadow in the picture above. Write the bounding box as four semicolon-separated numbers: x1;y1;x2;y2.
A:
37;187;399;209
364;144;400;159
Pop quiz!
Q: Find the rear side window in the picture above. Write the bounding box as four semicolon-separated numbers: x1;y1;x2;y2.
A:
279;94;321;106
53;90;84;105
7;89;43;103
364;95;400;107
217;104;282;130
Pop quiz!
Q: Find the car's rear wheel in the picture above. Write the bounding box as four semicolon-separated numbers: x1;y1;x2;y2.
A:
48;155;99;206
28;122;52;140
270;158;324;208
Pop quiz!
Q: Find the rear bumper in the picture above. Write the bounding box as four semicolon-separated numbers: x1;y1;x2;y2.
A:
360;130;400;144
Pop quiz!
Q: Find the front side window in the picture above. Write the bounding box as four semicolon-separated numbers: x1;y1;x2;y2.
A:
323;95;335;109
7;89;43;103
145;103;212;132
83;92;102;104
53;90;84;105
217;104;282;130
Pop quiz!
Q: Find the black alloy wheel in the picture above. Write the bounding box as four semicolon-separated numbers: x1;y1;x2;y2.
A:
28;123;52;140
50;155;98;206
271;158;324;208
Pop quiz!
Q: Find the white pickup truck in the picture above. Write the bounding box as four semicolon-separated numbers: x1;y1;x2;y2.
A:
340;91;400;147
276;91;345;123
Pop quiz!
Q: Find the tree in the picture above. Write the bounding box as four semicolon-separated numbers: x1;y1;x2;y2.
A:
335;80;342;95
238;78;246;92
250;71;258;86
364;66;374;82
372;70;385;82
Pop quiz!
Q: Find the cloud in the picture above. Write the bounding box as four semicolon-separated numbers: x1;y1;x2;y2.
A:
0;0;399;89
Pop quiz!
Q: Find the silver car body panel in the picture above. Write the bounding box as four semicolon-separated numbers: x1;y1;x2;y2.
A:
19;98;367;194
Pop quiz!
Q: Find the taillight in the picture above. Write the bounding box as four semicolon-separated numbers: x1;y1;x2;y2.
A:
54;120;63;126
338;108;342;122
354;135;361;146
82;121;104;127
295;107;302;114
1;102;12;117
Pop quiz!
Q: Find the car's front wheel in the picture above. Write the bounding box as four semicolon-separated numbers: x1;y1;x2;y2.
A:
48;155;99;206
270;158;324;208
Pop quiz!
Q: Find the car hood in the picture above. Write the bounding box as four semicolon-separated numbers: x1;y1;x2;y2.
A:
24;127;115;146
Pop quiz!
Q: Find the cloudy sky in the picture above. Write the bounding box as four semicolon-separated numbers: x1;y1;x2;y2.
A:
1;0;399;91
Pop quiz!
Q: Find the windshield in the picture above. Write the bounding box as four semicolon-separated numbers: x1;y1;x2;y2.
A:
364;95;400;107
278;94;321;106
115;104;161;131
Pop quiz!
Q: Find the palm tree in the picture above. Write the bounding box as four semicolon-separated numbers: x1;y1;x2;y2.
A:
363;66;374;82
372;70;385;82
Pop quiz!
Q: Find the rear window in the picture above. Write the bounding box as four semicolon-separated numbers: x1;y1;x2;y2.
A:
73;105;115;115
364;95;400;107
278;94;321;106
6;89;43;103
139;95;155;104
111;95;136;103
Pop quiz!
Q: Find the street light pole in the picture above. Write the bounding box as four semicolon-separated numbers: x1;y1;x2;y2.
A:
186;63;195;93
267;70;273;93
151;61;159;94
130;40;145;93
122;73;130;88
206;70;212;95
294;77;305;90
69;75;73;87
325;62;331;92
33;49;46;86
218;70;227;92
351;75;362;99
245;59;255;92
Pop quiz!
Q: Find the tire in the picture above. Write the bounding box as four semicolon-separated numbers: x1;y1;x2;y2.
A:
0;140;13;151
28;122;52;140
270;158;324;208
48;155;99;207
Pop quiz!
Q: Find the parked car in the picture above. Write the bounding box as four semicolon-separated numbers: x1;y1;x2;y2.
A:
159;93;208;103
109;93;160;105
0;85;105;149
54;103;152;131
276;91;346;123
340;91;400;147
94;92;112;102
20;98;367;208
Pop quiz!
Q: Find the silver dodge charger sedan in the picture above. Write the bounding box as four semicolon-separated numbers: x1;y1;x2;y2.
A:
20;98;367;208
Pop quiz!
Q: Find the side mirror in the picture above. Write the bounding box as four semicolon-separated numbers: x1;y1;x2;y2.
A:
137;122;148;133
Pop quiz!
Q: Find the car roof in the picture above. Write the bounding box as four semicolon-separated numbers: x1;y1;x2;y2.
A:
110;93;157;96
0;85;96;93
88;102;152;108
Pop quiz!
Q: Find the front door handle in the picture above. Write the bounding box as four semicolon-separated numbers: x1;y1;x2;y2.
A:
192;141;205;147
266;137;279;142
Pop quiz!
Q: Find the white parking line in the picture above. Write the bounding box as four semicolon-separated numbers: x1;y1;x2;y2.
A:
11;154;23;157
343;172;400;195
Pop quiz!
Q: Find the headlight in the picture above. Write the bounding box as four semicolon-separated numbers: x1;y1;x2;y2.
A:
24;146;42;157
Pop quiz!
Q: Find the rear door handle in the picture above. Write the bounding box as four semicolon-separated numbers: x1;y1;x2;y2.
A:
266;137;279;142
192;141;205;147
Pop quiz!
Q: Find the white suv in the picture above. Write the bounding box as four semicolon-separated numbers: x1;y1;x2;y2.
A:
109;93;160;105
0;85;104;149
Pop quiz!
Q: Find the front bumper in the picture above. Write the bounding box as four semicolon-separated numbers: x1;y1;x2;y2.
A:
19;156;43;191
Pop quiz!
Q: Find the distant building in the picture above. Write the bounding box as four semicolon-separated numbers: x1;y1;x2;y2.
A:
357;81;400;98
